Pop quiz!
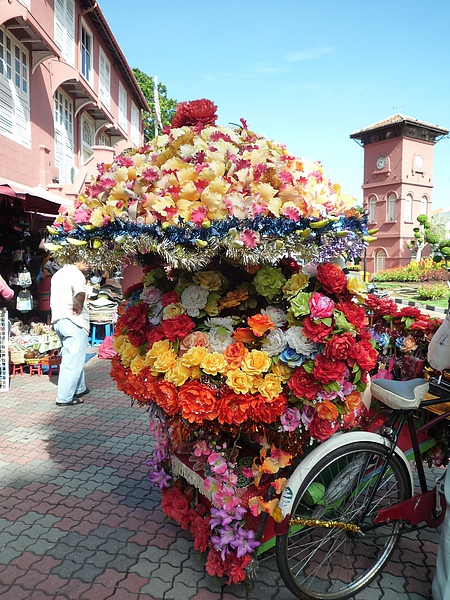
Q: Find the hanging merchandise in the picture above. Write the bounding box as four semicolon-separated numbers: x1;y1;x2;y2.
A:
17;269;32;287
16;289;33;313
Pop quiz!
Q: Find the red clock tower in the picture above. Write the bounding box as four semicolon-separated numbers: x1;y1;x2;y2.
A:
350;115;448;274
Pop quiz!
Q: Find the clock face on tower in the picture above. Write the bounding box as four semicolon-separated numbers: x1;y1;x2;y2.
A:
376;156;387;170
415;155;424;169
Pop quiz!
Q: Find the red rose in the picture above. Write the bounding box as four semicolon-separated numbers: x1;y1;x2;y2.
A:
146;325;165;346
121;302;148;331
161;290;180;307
161;314;195;342
336;299;367;330
171;99;218;128
365;294;399;318
288;367;320;400
301;315;333;343
127;328;149;347
399;306;423;319
308;415;339;442
312;354;347;384
325;332;357;361
317;263;347;295
350;340;378;371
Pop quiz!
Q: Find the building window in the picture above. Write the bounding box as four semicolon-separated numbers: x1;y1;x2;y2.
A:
54;0;75;66
130;101;140;146
118;82;127;132
0;25;30;147
81;114;94;163
99;48;111;110
420;195;427;216
376;250;386;273
81;23;93;85
54;89;74;179
387;194;396;222
368;195;377;223
404;193;413;222
98;132;110;146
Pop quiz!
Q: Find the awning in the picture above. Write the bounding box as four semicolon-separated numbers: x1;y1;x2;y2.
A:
0;178;72;209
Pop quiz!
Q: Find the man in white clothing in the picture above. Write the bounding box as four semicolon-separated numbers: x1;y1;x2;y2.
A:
50;261;90;406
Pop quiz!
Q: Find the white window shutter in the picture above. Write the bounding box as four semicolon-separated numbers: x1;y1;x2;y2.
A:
65;0;75;66
0;84;14;136
54;0;65;53
14;93;30;146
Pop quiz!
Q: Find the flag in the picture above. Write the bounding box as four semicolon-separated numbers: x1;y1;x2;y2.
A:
153;75;162;135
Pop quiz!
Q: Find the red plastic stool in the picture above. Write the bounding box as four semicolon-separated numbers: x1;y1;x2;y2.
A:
11;364;24;375
29;364;43;377
47;363;60;378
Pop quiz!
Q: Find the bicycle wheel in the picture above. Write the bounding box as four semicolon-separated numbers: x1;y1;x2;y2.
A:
276;441;412;600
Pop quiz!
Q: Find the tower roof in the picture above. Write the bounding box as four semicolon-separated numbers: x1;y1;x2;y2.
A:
350;114;448;142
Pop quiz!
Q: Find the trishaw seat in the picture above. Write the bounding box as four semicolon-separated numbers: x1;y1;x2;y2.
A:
371;378;429;410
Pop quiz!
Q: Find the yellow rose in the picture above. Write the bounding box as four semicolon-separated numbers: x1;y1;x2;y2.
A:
114;166;129;182
151;349;178;374
226;369;253;394
258;374;283;400
148;339;172;359
282;272;310;298
165;360;191;386
120;341;139;366
162;302;186;320
272;362;293;383
189;366;202;379
181;346;209;368
114;334;128;352
347;276;367;299
242;350;271;375
130;354;146;375
192;271;224;292
201;352;228;376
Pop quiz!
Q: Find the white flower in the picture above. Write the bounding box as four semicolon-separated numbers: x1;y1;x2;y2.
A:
261;305;287;328
285;326;320;356
204;316;234;333
181;285;209;317
262;328;288;357
208;328;233;353
140;286;163;306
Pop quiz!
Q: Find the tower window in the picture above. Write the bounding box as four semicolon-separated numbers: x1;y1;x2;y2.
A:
368;196;377;222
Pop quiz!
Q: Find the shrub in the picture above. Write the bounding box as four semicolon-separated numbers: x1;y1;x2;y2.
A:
416;283;450;301
376;258;446;283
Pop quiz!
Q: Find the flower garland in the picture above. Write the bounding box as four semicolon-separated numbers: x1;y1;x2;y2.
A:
46;100;372;271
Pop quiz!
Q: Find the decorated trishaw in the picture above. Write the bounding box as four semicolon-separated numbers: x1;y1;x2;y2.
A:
46;100;445;598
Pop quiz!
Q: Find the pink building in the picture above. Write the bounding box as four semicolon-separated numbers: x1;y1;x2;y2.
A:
350;115;448;274
0;0;149;219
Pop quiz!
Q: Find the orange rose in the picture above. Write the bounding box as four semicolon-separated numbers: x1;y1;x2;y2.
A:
316;400;339;421
223;342;249;369
178;381;218;423
345;391;362;412
151;380;179;415
247;314;274;337
179;331;210;354
233;328;257;344
217;284;250;310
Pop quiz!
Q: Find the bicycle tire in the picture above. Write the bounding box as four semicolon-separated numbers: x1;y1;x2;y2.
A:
275;440;412;600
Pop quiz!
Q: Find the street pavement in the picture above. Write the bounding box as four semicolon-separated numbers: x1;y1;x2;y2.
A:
0;352;439;600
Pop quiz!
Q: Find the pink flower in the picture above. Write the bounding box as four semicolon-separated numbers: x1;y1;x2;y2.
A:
283;206;301;221
309;292;334;319
194;440;211;457
280;407;302;432
240;230;260;249
208;452;228;475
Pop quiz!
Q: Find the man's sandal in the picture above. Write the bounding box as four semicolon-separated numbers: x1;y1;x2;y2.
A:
56;397;84;406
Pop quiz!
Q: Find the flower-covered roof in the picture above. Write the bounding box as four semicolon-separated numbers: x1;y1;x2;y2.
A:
47;99;372;271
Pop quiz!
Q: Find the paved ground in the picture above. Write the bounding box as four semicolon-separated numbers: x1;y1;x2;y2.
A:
0;352;440;600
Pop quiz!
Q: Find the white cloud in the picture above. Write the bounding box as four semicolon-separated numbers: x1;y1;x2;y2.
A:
284;45;335;62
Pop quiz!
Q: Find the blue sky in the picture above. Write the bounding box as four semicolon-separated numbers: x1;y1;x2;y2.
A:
100;0;450;211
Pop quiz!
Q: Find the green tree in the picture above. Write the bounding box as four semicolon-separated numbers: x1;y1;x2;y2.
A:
132;68;178;142
408;213;443;262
